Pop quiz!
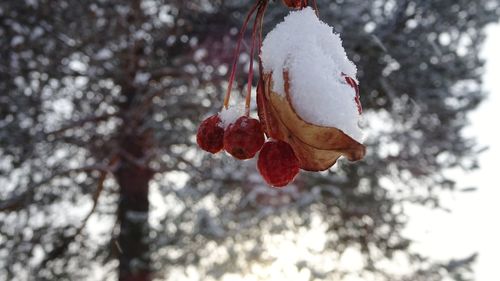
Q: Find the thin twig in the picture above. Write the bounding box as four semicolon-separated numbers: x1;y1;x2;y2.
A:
36;156;119;269
0;163;116;212
244;2;264;116
223;1;260;109
45;113;117;137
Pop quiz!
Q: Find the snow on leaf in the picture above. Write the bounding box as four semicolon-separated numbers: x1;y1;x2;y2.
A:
261;7;362;142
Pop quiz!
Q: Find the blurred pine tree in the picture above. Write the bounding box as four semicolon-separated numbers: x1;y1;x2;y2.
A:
0;0;498;280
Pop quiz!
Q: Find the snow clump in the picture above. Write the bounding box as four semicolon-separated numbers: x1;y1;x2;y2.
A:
218;105;244;129
261;7;363;142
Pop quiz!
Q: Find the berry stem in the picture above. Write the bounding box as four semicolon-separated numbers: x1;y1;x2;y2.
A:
256;1;267;73
223;1;260;109
312;0;319;16
245;2;266;116
256;1;273;135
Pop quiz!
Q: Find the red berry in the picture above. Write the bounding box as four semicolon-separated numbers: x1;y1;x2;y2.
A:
257;140;300;187
282;0;307;9
197;114;224;154
223;116;265;160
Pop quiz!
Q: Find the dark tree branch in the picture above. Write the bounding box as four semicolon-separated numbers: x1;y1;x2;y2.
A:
44;113;118;137
0;163;117;213
34;156;120;270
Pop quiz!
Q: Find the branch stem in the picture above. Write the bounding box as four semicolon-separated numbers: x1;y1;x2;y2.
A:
223;1;260;109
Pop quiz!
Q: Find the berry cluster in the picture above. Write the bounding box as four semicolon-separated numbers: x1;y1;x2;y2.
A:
197;114;265;160
195;0;364;188
196;0;310;187
197;113;299;187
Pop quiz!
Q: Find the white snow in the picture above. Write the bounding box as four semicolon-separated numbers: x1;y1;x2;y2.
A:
95;48;113;60
11;35;24;47
261;7;363;142
218;106;243;129
133;72;151;85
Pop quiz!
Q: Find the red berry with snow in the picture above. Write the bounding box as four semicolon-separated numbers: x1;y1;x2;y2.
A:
223;116;264;160
197;114;224;154
257;140;300;187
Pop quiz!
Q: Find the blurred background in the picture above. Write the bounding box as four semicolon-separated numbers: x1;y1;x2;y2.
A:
1;0;499;280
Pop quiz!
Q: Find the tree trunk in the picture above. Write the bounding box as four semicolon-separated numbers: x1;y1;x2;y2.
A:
115;136;154;281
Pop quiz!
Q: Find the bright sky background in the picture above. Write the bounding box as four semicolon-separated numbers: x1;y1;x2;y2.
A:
404;23;500;280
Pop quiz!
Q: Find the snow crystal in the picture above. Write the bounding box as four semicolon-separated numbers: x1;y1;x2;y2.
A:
261;7;363;141
218;105;243;129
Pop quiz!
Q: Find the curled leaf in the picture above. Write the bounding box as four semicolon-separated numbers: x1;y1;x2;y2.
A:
258;72;366;171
